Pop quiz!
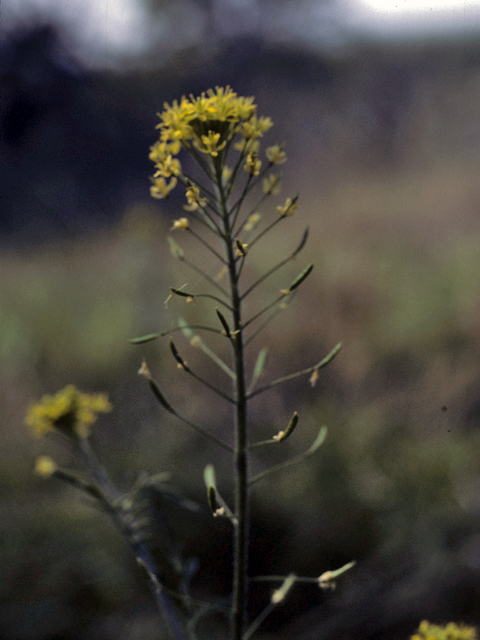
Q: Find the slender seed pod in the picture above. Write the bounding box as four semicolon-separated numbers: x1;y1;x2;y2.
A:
207;485;219;515
291;227;309;258
170;287;196;299
273;412;299;442
216;308;232;338
286;263;314;294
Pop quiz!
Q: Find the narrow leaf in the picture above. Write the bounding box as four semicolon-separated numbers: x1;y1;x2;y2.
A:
307;425;328;454
169;338;188;369
283;263;314;295
178;317;194;339
253;348;268;381
292;227;309;257
203;463;217;490
167;236;185;260
138;359;175;414
129;333;161;344
171;287;196;299
313;342;342;372
207;485;219;514
271;574;297;604
318;560;356;590
148;379;175;414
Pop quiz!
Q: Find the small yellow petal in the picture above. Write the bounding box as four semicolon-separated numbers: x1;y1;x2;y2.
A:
35;456;57;478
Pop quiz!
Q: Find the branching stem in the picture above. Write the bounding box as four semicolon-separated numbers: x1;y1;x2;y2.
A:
214;155;249;640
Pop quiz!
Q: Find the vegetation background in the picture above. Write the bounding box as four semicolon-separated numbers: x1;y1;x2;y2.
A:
2;2;480;638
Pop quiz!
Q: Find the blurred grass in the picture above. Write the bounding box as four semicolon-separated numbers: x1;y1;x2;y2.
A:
3;147;480;638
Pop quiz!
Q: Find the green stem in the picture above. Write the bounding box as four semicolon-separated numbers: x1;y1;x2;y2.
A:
214;157;249;640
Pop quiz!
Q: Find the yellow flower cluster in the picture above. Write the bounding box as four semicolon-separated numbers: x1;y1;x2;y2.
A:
411;621;478;640
277;195;298;217
26;385;112;439
149;86;276;199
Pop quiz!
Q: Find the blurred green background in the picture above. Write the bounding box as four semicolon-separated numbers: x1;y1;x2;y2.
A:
3;2;480;638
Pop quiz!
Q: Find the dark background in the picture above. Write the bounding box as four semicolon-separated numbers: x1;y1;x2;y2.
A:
2;2;480;638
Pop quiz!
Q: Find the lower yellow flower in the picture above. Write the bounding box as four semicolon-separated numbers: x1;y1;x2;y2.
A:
411;620;478;640
150;176;178;199
35;456;57;478
185;183;207;210
266;144;287;164
171;217;189;230
26;385;112;439
244;153;261;176
277;196;298;217
262;174;281;195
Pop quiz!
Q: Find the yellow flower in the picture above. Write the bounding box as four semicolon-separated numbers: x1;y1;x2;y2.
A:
149;87;285;207
151;87;266;165
244;213;261;232
262;174;281;195
240;116;273;140
234;138;260;154
222;166;232;187
153;154;181;178
26;385;112;439
150;176;178;199
266;144;287;164
277;196;298;217
197;131;226;157
244;153;261;176
35;456;57;478
171;217;189;230
185;183;207;210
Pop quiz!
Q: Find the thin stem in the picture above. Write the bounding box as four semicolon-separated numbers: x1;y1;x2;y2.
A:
226;144;248;199
230;162;273;229
171;288;233;312
236;253;247;281
241;255;292;301
250;575;318;583
247;343;342;400
141;365;234;453
194;339;237;381
170;343;236;404
182;257;229;297
176;321;236;379
190;206;223;235
241;227;309;301
187;228;226;264
242;294;285;330
244;293;296;347
242;601;276;640
164;183;220;236
247;214;285;250
181;170;217;204
230;173;254;230
249;426;327;486
233;184;273;239
214;157;249;640
182;141;215;181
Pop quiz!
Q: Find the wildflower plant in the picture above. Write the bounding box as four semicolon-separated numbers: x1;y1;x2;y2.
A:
27;87;353;640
